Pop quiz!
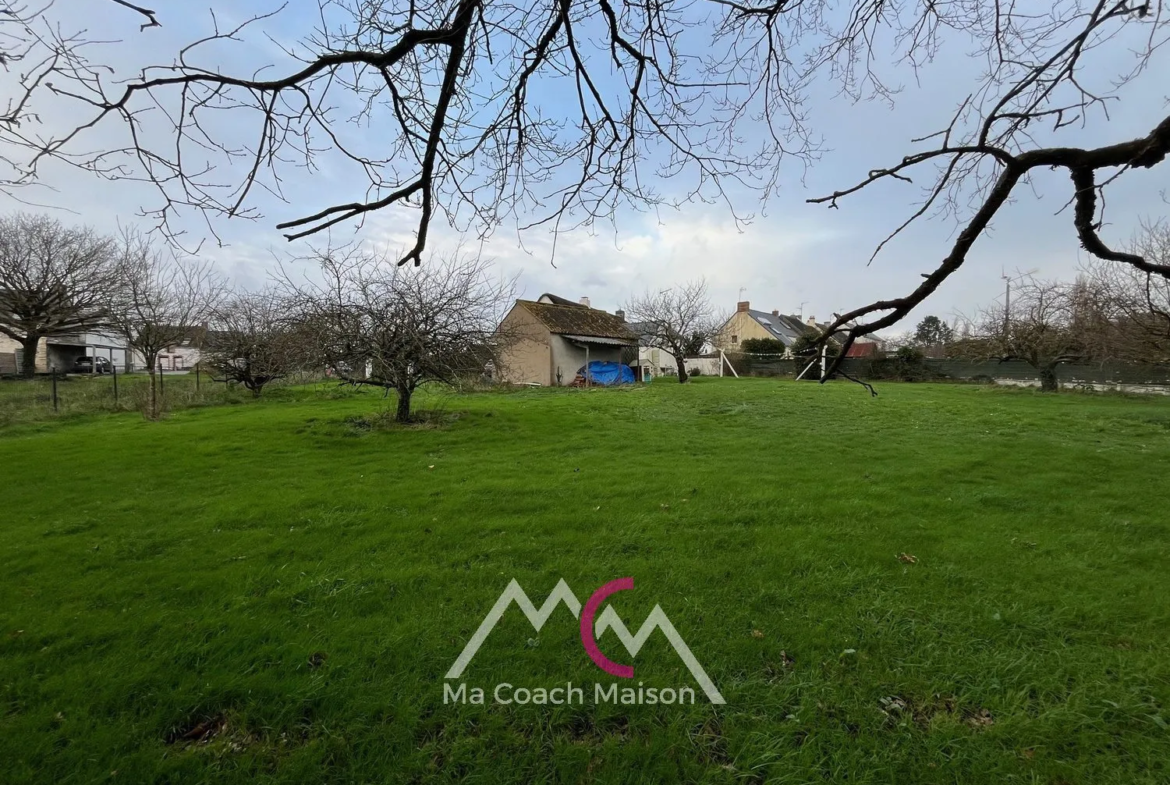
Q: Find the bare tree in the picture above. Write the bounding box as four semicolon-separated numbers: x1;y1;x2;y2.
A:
1083;220;1170;362
974;277;1092;392
203;290;302;397
108;229;225;417
625;279;720;383
0;212;117;377
1;0;1167;357
285;247;516;423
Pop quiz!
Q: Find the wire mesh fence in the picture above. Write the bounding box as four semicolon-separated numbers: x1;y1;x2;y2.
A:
0;368;246;427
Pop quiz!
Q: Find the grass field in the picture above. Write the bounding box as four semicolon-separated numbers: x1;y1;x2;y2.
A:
2;378;1169;784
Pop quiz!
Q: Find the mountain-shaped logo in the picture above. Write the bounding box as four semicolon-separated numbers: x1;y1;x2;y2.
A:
445;577;725;704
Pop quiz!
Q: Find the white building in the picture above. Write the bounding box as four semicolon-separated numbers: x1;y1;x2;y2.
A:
0;331;131;374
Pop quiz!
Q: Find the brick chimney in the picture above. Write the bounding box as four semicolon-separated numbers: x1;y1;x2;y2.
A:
736;301;750;312
615;309;625;322
579;296;591;308
806;315;817;327
771;309;779;317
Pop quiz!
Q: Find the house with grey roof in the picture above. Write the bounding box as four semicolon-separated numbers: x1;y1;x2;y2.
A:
714;301;818;353
714;301;885;355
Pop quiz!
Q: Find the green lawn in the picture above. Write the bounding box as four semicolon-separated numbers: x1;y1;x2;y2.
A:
1;379;1168;784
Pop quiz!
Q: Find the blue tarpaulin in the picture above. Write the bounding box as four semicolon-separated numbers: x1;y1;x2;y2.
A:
578;361;635;386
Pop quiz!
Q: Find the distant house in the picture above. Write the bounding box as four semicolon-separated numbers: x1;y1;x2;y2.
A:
715;301;818;352
627;321;670;378
496;294;638;386
626;321;720;380
143;326;208;371
0;330;131;375
715;301;885;355
0;324;212;375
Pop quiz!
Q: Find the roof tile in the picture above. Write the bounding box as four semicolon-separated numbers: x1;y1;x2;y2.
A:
518;300;637;341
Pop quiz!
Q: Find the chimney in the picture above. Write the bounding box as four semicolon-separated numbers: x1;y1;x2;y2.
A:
579;296;591;308
736;301;750;312
615;309;625;322
806;315;817;327
771;309;779;317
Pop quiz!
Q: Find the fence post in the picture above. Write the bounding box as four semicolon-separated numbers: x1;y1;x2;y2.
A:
51;368;58;412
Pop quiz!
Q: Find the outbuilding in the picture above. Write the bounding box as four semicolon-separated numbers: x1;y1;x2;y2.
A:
496;294;637;386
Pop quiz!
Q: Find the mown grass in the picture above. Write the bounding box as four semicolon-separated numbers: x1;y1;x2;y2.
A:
1;378;1168;784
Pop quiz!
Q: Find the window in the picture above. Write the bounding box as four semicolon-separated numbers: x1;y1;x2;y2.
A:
731;335;738;344
757;317;772;325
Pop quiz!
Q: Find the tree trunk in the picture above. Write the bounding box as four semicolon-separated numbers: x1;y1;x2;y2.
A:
674;354;688;383
144;351;160;418
1039;365;1059;392
148;368;159;418
19;334;40;378
395;384;413;423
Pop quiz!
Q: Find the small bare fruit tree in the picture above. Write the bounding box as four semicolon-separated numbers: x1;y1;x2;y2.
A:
625;279;721;383
107;229;225;418
977;278;1090;392
1082;220;1170;362
203;290;303;397
285;249;516;422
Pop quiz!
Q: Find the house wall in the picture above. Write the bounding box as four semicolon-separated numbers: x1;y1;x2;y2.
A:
637;348;722;379
550;335;623;383
714;311;775;349
139;345;202;371
0;334;48;372
167;346;202;370
496;305;553;385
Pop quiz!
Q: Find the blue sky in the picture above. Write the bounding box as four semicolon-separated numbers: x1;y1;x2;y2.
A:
8;0;1169;335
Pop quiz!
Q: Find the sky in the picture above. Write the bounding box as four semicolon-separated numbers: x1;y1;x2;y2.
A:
4;0;1168;337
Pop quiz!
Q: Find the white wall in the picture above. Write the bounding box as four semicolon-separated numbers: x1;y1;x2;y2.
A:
638;349;721;379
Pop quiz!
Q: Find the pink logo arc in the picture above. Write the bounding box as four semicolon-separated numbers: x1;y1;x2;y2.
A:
580;577;635;678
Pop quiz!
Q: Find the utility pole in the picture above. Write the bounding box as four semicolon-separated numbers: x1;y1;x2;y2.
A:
1002;268;1038;334
1002;270;1011;333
